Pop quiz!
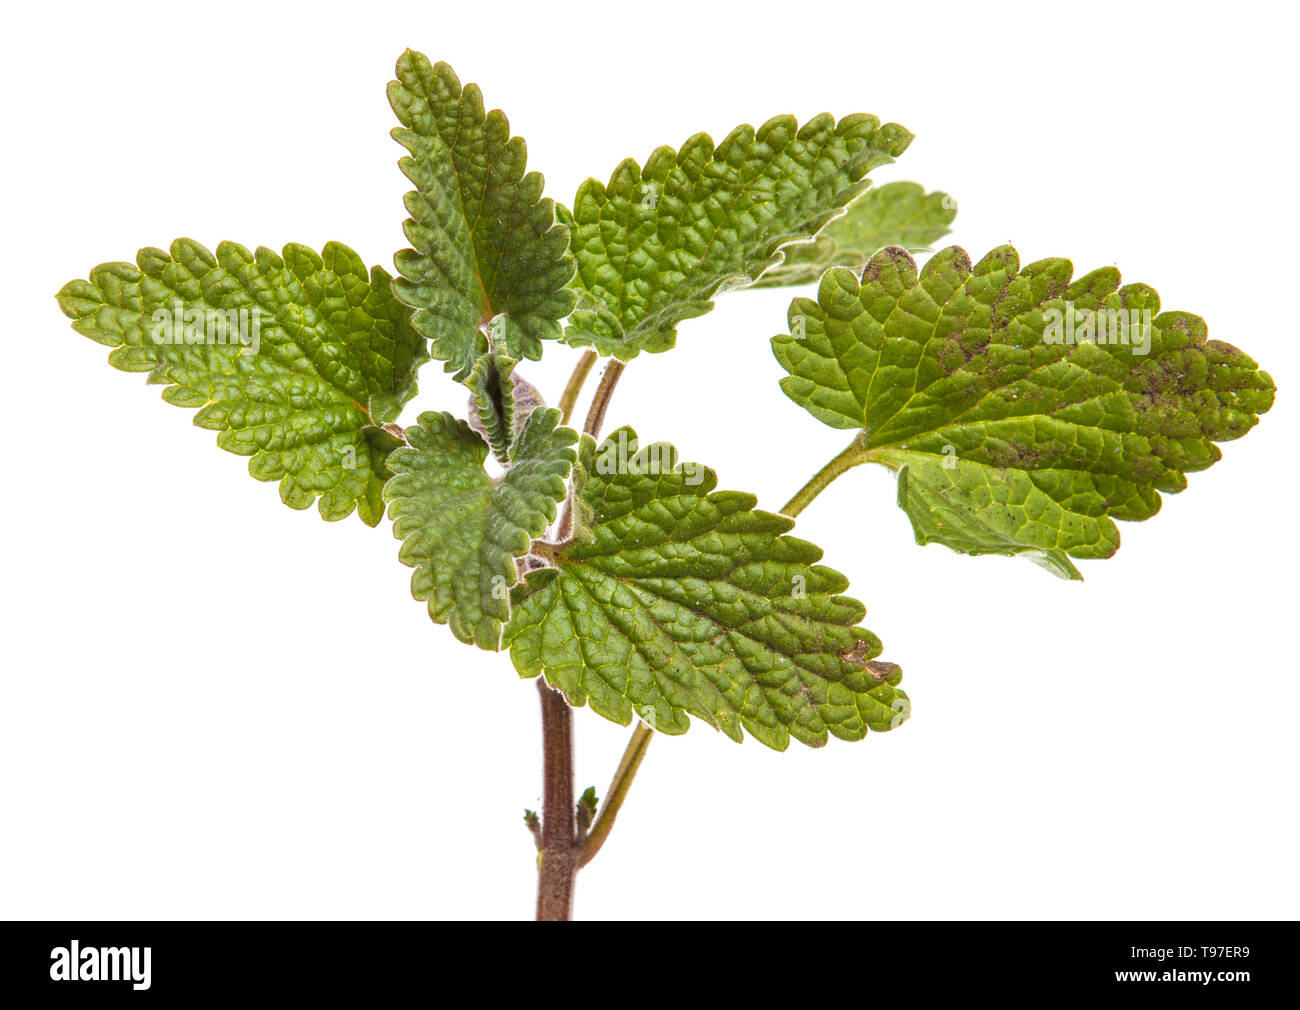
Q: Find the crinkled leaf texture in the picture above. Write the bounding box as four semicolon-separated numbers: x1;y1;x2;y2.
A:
57;239;426;525
755;181;955;288
560;112;912;360
464;351;545;466
390;51;576;380
773;245;1275;578
503;429;906;750
386;407;577;650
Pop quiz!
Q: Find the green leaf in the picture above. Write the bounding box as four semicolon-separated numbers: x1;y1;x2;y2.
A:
754;181;955;288
503;429;906;750
560;113;912;360
772;245;1275;576
576;786;599;833
385;407;577;650
893;459;1091;580
389;51;576;380
464;352;545;466
57;239;427;526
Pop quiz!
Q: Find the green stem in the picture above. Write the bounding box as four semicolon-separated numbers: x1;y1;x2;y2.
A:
557;350;597;426
578;723;654;868
552;355;619;549
583;360;625;437
779;432;872;518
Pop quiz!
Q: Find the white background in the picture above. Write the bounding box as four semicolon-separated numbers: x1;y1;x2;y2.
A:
2;0;1296;921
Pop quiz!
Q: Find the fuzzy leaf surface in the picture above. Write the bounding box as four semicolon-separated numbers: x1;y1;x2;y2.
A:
386;408;576;649
390;51;575;378
464;352;545;466
57;239;426;525
772;245;1275;575
560;113;912;359
755;181;955;288
504;429;906;750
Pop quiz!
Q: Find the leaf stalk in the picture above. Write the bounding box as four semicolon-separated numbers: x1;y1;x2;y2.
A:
780;432;871;517
583;360;625;437
578;723;654;868
557;350;597;425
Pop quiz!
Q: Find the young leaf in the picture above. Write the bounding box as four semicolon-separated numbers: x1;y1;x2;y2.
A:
390;51;576;379
504;429;906;750
385;407;577;650
56;239;426;526
773;245;1275;576
464;352;545;466
754;181;955;288
560;113;913;360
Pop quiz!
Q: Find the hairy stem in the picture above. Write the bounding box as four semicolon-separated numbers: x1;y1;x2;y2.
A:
780;432;871;518
557;350;597;425
578;723;654;868
536;680;577;921
532;355;630;921
553;357;624;546
583;360;625;437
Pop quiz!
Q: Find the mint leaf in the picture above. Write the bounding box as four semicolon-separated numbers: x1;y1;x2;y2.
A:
390;51;576;379
385;407;577;649
57;239;426;526
560;113;912;360
754;181;955;288
503;429;906;750
773;245;1275;576
464;352;545;466
893;459;1097;580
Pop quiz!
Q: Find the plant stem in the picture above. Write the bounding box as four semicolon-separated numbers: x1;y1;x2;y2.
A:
536;679;577;921
583;360;625;437
552;357;624;543
532;355;631;921
557;350;597;425
779;432;871;518
578;723;653;868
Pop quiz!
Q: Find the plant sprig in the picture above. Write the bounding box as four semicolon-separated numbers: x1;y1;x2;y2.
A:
56;50;1275;921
